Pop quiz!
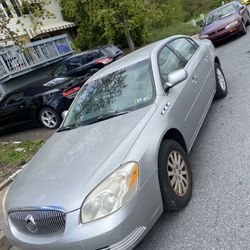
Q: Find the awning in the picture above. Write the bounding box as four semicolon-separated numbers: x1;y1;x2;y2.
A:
26;21;76;39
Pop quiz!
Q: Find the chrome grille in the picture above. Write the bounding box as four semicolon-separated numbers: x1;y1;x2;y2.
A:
8;207;66;236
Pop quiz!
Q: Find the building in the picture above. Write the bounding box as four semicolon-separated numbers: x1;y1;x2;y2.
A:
0;0;76;46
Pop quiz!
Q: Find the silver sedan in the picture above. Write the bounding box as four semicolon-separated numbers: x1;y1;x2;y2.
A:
3;35;227;250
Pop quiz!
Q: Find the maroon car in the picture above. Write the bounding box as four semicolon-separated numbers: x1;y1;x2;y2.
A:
200;1;250;43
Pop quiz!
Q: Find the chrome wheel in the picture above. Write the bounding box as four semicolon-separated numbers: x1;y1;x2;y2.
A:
216;68;226;91
40;109;58;129
167;150;189;197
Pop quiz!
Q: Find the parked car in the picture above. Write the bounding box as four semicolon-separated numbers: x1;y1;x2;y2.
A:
0;77;86;131
200;1;250;42
242;0;250;6
51;44;124;78
3;35;227;250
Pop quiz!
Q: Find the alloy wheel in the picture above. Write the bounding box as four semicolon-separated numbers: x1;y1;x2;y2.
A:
167;150;189;197
41;110;58;128
216;68;226;91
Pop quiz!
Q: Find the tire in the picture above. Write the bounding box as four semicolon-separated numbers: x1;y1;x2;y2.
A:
247;12;250;26
158;140;192;212
39;108;62;129
214;63;228;99
241;21;247;35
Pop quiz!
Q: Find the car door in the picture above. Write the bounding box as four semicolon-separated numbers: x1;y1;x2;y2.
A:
0;92;32;129
158;38;214;150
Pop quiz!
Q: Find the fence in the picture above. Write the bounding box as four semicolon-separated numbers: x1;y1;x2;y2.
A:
0;34;73;82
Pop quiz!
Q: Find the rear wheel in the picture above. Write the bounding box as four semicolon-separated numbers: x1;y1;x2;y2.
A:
214;63;228;99
247;12;250;26
158;140;192;212
39;108;61;129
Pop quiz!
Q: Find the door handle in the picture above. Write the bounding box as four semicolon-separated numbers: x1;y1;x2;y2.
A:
192;76;198;84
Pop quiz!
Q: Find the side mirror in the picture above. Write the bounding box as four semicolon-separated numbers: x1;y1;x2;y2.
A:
62;110;68;120
164;69;188;90
240;5;245;10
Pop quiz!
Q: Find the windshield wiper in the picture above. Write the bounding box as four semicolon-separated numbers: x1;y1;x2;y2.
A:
58;111;129;132
81;111;129;126
57;123;79;132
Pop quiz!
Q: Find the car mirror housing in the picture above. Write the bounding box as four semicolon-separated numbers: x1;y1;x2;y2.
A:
62;110;68;120
164;69;188;91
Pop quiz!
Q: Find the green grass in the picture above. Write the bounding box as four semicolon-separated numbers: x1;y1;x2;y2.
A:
0;140;44;183
146;22;202;44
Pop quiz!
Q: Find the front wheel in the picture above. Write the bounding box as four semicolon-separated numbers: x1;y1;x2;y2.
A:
39;108;61;129
158;140;192;212
214;63;228;99
241;21;247;35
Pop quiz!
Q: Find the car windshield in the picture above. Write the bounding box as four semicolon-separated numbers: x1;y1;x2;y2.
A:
205;5;236;25
62;60;154;129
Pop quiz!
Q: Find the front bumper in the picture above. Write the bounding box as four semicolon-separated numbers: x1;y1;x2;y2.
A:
203;22;243;43
3;171;163;250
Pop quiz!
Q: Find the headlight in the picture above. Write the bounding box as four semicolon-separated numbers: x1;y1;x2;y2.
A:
81;162;139;223
225;21;239;30
199;34;209;39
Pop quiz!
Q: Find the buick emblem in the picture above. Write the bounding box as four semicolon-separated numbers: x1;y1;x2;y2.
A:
25;214;38;233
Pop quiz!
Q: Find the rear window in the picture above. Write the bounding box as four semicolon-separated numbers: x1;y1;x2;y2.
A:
100;46;122;57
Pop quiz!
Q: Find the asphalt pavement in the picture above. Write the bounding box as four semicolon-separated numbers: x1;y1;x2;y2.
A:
135;24;250;250
2;22;250;250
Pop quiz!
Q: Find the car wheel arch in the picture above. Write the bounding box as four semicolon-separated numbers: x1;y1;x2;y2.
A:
158;128;188;156
214;56;221;66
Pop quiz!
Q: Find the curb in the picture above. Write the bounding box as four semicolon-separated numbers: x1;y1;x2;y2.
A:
0;164;26;192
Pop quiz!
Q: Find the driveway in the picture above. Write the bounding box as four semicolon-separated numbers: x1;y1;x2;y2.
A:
0;126;55;142
135;23;250;250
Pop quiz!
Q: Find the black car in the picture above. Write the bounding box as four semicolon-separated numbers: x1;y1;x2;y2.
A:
0;77;86;131
51;45;124;78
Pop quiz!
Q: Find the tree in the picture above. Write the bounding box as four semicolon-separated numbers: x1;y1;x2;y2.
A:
61;0;150;51
0;0;54;47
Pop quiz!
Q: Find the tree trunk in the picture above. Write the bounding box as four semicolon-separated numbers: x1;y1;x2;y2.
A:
122;12;135;52
125;29;135;52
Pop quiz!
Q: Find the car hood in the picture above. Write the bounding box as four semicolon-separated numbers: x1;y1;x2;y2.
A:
201;13;239;34
6;104;157;212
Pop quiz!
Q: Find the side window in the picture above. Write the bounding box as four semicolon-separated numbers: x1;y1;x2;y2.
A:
68;57;82;65
51;64;68;77
86;52;100;62
158;46;184;82
4;92;24;106
101;46;122;57
169;38;198;62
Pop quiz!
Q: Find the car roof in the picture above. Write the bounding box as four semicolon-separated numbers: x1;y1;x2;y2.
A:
64;44;118;61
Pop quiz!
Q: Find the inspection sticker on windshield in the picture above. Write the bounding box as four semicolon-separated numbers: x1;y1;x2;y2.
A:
135;96;149;104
